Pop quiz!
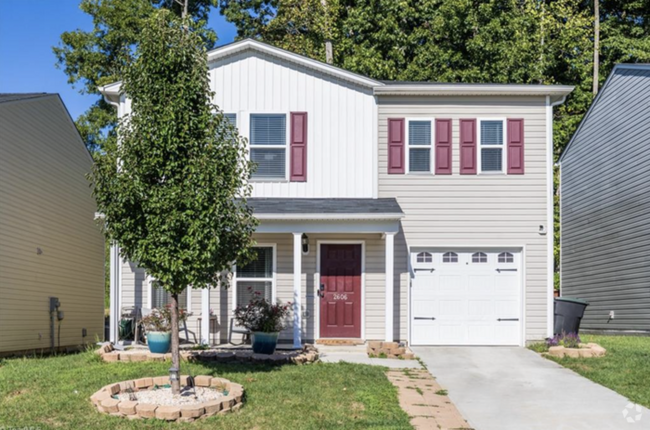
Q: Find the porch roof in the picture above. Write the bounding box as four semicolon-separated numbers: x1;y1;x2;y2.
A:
248;198;404;221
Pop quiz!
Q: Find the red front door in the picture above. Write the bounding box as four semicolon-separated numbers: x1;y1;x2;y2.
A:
320;244;362;338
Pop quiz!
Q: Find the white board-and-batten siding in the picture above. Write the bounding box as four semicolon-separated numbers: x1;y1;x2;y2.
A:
209;50;377;198
377;96;550;342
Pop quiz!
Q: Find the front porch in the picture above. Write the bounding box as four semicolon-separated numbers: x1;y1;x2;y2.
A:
108;198;404;348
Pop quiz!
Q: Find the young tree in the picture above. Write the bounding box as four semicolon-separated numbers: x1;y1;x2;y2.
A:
91;9;257;394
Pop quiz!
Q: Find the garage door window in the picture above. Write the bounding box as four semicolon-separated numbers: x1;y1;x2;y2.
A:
442;252;458;263
472;252;488;263
498;252;514;263
416;252;432;263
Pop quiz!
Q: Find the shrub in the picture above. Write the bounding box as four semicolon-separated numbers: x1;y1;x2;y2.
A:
547;331;581;349
233;290;292;333
140;305;188;332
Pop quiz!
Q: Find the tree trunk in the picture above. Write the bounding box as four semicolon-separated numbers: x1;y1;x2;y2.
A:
593;0;600;95
321;0;333;64
170;292;181;395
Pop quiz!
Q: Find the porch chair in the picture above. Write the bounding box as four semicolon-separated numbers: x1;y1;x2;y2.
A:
228;318;251;345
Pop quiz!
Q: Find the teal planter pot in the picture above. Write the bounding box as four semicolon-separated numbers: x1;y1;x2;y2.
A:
147;331;171;354
251;331;279;355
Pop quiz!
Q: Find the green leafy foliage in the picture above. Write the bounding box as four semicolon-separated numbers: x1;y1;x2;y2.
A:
53;0;218;153
91;9;257;295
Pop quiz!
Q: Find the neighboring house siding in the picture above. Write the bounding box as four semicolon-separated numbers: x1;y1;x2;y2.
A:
0;96;104;354
377;96;550;341
209;50;376;198
561;67;650;332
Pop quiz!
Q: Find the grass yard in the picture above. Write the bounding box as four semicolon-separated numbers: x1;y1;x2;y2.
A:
0;349;411;429
533;334;650;408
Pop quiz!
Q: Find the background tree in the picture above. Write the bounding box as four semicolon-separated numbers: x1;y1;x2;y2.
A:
91;9;257;393
53;0;218;154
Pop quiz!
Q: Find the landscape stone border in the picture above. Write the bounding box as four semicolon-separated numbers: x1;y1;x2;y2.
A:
96;343;319;365
367;341;415;360
90;375;244;422
546;342;607;358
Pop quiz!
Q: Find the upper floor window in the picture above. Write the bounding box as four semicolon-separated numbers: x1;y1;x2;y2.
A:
479;120;505;173
498;252;514;263
416;252;433;263
250;114;286;179
224;113;237;128
472;252;488;263
408;120;432;173
442;252;458;263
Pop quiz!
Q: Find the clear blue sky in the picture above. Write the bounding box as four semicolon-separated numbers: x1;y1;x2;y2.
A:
0;1;237;120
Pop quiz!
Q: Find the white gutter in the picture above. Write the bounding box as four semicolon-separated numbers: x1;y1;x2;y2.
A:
374;84;574;98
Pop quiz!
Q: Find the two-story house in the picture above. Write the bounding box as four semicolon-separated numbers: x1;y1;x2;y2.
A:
100;39;573;347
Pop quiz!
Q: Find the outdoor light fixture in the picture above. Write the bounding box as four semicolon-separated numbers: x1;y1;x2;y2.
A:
302;233;309;254
169;366;179;384
538;225;547;235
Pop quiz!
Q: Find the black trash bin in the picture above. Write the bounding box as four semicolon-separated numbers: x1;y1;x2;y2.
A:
554;297;589;335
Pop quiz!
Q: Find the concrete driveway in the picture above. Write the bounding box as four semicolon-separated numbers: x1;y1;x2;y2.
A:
413;346;649;430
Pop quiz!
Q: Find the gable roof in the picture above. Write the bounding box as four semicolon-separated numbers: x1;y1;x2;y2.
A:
558;64;650;163
0;93;50;103
99;38;573;103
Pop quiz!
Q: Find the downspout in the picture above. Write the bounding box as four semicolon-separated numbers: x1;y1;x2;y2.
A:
547;94;568;338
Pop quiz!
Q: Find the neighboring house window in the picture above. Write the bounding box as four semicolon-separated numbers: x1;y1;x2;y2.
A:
408;120;432;173
498;252;514;263
250;114;286;179
472;252;488;263
235;246;274;308
479;120;505;173
151;281;188;309
442;252;458;263
416;252;433;263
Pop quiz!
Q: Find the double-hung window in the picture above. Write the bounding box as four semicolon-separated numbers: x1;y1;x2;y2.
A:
250;114;286;179
224;113;237;128
407;119;433;173
150;280;188;310
479;119;505;173
234;246;275;308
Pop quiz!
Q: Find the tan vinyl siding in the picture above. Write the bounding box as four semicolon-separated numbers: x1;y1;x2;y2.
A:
378;96;549;342
0;96;104;354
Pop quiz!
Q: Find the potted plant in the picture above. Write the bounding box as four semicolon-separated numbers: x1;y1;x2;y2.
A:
233;291;291;354
140;306;187;353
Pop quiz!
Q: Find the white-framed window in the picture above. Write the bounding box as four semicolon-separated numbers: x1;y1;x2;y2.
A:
249;114;287;179
478;119;506;173
498;252;514;263
149;279;189;310
472;252;488;263
224;113;237;128
406;119;434;173
234;245;276;308
442;252;458;263
416;251;433;263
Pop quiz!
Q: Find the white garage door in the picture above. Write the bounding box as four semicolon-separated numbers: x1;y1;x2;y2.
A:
410;250;521;346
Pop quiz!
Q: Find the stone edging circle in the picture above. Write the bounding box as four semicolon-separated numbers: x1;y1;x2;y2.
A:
90;375;243;422
96;344;319;365
546;342;606;358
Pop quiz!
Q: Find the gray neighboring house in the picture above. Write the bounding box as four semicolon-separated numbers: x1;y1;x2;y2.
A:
0;93;105;355
559;64;650;333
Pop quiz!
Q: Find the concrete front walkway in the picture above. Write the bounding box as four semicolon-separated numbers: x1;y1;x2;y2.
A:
414;346;650;430
317;345;422;369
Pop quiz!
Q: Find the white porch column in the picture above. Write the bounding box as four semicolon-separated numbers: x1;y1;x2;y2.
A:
292;232;302;348
201;288;210;345
109;243;120;343
385;232;395;342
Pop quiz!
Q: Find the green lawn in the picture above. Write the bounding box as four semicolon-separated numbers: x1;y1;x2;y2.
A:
0;350;411;429
535;334;650;408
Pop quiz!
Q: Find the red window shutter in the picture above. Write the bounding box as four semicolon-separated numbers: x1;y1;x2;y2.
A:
507;118;524;174
290;112;307;182
459;119;477;175
435;119;452;175
388;118;405;174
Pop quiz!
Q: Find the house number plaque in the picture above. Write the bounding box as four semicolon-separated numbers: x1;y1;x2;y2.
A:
333;293;348;300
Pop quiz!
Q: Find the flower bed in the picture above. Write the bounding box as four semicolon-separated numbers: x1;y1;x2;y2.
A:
96;343;319;364
90;375;244;422
547;342;607;358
